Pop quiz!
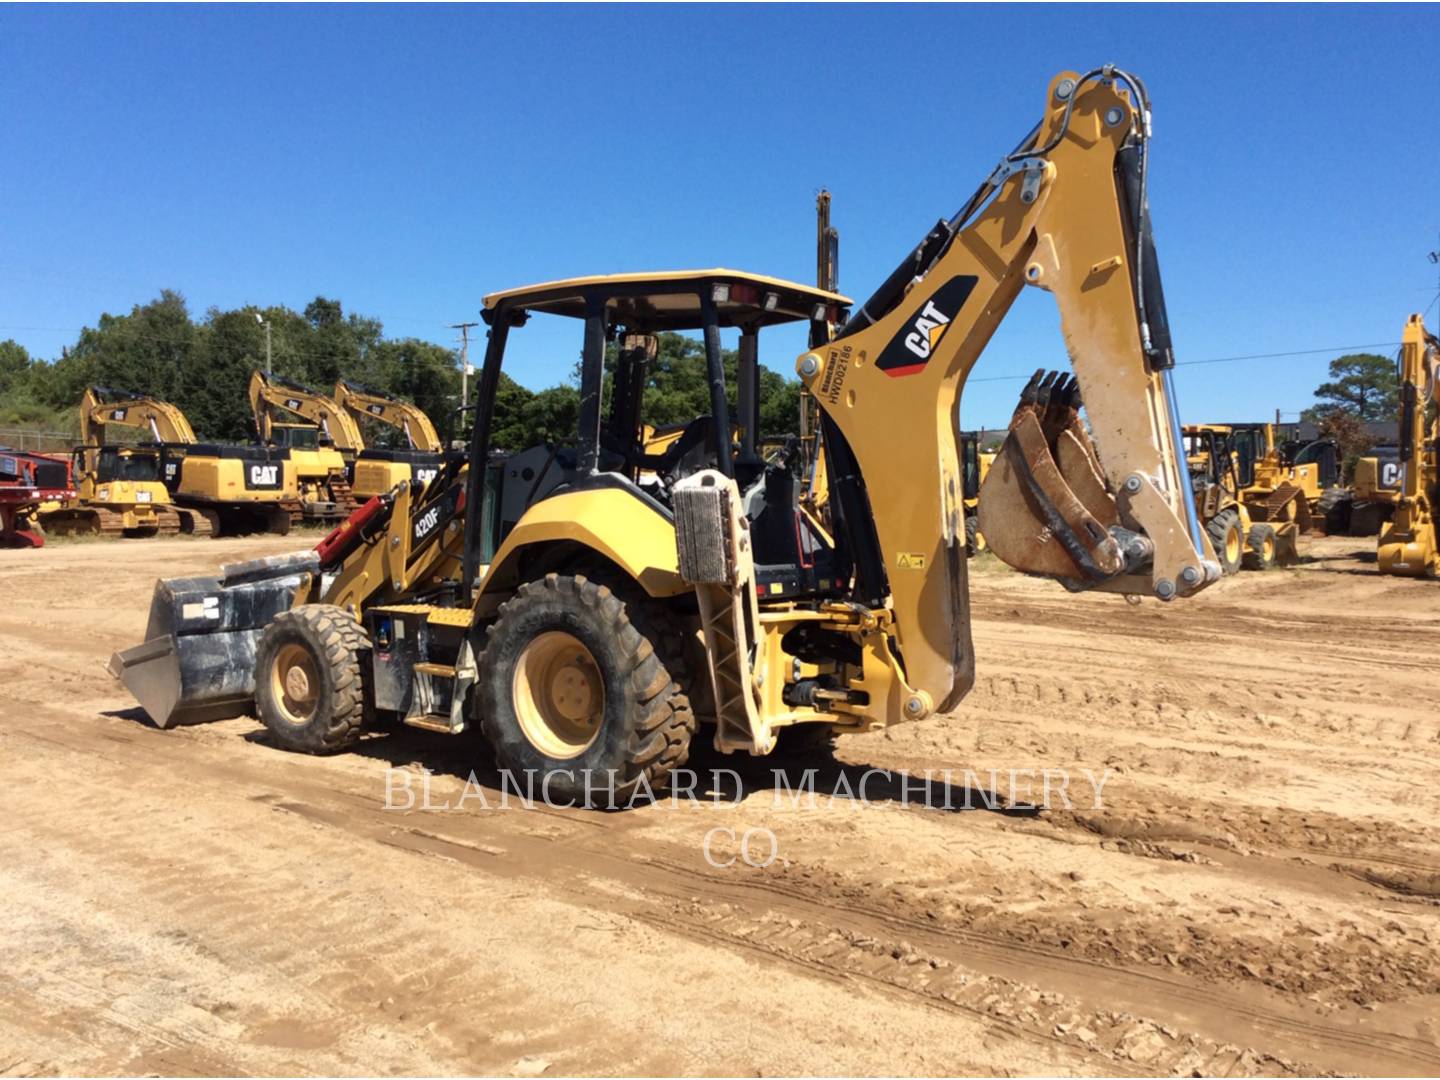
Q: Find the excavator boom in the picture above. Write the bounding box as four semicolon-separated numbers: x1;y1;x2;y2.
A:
333;379;442;451
799;67;1215;712
248;371;366;451
1377;314;1440;576
81;386;198;447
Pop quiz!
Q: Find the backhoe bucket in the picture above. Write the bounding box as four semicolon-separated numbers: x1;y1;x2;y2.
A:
108;552;319;728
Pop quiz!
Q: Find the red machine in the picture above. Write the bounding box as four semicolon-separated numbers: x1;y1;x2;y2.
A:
0;448;76;547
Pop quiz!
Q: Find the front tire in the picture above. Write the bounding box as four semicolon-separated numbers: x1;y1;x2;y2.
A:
1206;508;1244;576
1244;523;1278;570
965;515;986;557
255;605;369;753
477;573;694;806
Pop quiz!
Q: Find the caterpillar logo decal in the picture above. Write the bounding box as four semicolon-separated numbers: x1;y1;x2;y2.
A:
367;404;385;416
246;463;281;490
875;275;979;377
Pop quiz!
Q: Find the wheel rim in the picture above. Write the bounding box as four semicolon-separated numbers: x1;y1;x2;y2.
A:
513;631;604;759
1263;534;1275;560
271;642;321;725
1225;526;1241;564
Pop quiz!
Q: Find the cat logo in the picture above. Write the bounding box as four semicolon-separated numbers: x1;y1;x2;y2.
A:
109;408;128;421
1381;461;1404;488
875;275;979;376
368;404;384;416
413;505;441;542
415;467;438;489
285;397;302;411
248;464;279;487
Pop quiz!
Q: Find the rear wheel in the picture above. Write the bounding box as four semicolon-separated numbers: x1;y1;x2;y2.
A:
1206;508;1244;575
477;573;694;806
965;515;986;557
255;605;369;752
1244;523;1278;571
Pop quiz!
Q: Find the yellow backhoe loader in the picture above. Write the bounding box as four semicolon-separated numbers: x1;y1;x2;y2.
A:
332;378;446;497
1377;314;1439;576
112;67;1216;805
248;371;361;521
1182;424;1293;572
41;388;294;538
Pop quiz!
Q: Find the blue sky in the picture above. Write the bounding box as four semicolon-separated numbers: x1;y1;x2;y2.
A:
2;3;1436;428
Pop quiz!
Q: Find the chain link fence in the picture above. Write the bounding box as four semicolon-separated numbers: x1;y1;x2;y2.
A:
0;428;75;453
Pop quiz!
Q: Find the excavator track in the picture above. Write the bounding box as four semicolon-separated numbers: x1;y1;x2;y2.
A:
325;472;360;519
39;506;154;539
172;507;216;538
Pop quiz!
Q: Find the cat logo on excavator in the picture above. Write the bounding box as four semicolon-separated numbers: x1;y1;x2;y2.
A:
877;274;978;376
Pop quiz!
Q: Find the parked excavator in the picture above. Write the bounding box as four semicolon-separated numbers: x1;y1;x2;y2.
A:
0;447;74;547
1183;424;1292;572
332;378;445;496
40;388;294;538
248;371;363;519
113;67;1216;805
1344;446;1402;535
1377;314;1439;576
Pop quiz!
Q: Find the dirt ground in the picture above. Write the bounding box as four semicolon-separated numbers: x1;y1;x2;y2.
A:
1;533;1438;1077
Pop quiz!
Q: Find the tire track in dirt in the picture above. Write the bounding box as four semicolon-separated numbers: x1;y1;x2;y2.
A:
13;715;1440;1075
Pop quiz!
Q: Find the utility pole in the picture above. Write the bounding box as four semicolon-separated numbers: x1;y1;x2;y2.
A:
255;313;272;376
451;321;479;404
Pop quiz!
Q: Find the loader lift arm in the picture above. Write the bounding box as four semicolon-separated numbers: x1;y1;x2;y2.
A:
797;66;1215;714
333;379;442;452
248;371;366;451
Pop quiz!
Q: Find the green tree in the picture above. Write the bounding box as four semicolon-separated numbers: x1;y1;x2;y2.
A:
0;339;30;399
1302;352;1399;423
521;385;581;443
365;338;462;443
489;373;537;451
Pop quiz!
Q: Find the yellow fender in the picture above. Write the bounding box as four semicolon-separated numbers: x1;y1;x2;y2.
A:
482;487;689;598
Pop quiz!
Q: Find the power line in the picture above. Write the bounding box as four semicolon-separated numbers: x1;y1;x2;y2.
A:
968;340;1405;384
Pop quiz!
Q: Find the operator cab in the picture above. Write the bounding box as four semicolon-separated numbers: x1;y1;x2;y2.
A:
467;269;851;598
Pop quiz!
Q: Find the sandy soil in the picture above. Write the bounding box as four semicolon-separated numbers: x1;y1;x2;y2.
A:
1;533;1437;1077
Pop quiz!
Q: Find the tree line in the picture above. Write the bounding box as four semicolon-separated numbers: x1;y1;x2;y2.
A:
0;291;802;451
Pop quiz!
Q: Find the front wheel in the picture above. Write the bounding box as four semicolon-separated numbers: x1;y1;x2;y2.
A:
255;605;370;753
1244;523;1278;571
477;574;694;806
1206;508;1244;576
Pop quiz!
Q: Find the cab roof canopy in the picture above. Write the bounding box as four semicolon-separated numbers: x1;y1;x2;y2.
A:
481;269;851;332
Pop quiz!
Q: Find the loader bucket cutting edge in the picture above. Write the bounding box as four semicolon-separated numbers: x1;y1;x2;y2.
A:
108;635;256;728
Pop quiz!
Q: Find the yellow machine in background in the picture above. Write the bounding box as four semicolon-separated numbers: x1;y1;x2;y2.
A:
1346;445;1403;535
1226;422;1332;534
333;379;445;498
42;388;294;538
1377;314;1439;576
1183;424;1292;572
114;68;1215;806
249;371;360;521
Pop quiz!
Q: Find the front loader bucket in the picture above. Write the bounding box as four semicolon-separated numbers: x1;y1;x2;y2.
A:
108;551;319;728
